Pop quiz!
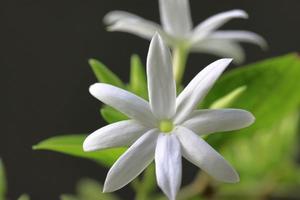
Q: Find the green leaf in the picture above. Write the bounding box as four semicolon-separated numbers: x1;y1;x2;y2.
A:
203;53;300;146
17;194;30;200
210;85;247;109
100;106;128;124
211;112;300;200
76;179;119;200
33;135;126;167
60;195;79;200
89;59;124;88
129;54;148;99
61;179;119;200
205;53;300;197
0;159;6;200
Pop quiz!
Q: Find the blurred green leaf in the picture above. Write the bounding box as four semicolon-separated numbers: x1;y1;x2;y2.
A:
202;53;300;198
33;135;126;167
210;85;247;109
62;179;119;200
100;106;128;124
17;194;30;200
132;164;156;200
129;54;148;99
204;53;300;146
0;159;6;200
76;179;119;200
60;194;79;200
89;59;124;88
211;112;300;199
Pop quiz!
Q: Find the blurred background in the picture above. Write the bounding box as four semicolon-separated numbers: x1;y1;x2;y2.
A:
1;0;300;199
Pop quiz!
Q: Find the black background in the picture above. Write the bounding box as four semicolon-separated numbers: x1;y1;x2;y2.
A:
1;0;300;199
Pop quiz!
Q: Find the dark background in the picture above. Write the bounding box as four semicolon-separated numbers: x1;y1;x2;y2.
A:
1;0;300;199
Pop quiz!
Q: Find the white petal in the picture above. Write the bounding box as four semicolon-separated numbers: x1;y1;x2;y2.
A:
174;59;232;124
90;83;157;127
193;9;248;36
83;120;148;152
155;134;182;200
147;34;176;120
191;39;245;64
103;129;158;192
104;11;163;40
182;109;255;136
104;10;142;24
159;0;192;36
210;30;268;49
175;126;239;183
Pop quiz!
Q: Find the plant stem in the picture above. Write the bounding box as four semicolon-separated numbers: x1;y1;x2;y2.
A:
133;164;156;200
177;172;211;200
173;45;189;87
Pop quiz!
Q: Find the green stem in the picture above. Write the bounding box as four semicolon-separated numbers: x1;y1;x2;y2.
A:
173;45;189;87
176;172;211;200
133;164;156;200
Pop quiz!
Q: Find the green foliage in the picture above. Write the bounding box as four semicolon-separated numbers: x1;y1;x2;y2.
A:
91;55;149;124
132;164;157;200
204;53;300;146
100;106;128;124
61;179;119;200
202;53;300;198
60;195;79;200
33;135;126;167
217;112;300;199
17;194;30;200
0;159;6;200
129;54;148;99
89;59;124;88
210;85;247;109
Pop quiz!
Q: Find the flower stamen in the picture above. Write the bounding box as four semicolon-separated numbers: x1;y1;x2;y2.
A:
159;120;174;133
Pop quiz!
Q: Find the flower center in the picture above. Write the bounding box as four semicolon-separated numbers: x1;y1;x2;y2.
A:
159;120;174;133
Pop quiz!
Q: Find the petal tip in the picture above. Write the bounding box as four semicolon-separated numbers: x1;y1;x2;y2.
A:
232;9;249;19
103;178;118;193
243;110;256;126
102;183;112;193
218;58;234;66
82;137;94;152
228;172;240;183
89;83;106;97
152;32;163;43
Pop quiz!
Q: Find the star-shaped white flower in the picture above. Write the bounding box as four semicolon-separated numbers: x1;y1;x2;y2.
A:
104;0;267;64
83;34;255;200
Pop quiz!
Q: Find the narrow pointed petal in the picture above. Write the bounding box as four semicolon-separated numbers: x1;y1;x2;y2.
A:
155;134;182;200
104;11;142;24
147;34;176;119
182;109;255;136
104;11;163;40
83;120;148;152
174;59;232;124
103;129;158;192
193;10;248;35
210;30;268;49
90;83;157;127
159;0;192;36
191;40;245;64
175;127;239;183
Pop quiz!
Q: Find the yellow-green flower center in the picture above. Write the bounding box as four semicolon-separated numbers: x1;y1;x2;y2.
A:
159;120;174;133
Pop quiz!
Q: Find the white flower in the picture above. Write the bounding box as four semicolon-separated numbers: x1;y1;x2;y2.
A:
103;0;267;64
83;34;255;200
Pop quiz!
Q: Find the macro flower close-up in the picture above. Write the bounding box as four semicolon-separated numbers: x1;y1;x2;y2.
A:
83;34;254;199
1;0;300;200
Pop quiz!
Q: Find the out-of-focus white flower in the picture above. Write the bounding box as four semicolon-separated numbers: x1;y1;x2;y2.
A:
104;0;267;64
83;34;255;200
